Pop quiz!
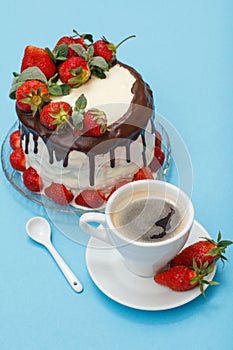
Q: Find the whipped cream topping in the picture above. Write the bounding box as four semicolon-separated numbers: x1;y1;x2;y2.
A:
52;64;136;124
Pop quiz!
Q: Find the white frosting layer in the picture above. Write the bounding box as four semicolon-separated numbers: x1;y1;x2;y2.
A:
52;64;136;124
24;122;155;195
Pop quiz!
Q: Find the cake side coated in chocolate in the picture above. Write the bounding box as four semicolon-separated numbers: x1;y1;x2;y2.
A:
17;61;155;187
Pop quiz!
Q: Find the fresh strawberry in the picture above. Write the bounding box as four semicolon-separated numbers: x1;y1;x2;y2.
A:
154;262;217;295
154;146;165;165
58;56;91;87
44;183;74;205
40;102;73;130
83;109;109;136
133;167;154;181
93;35;135;63
54;37;86;58
54;30;91;58
9;148;26;171
9;130;21;149
21;45;56;79
16;80;50;114
23;167;42;192
75;189;105;208
170;232;233;268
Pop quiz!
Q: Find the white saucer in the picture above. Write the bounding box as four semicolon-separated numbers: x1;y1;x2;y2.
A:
85;220;216;311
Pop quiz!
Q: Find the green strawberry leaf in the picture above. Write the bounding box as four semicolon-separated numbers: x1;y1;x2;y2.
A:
52;43;69;61
70;66;82;77
48;73;59;84
48;83;71;96
45;47;56;62
9;80;24;99
74;93;87;111
60;84;71;96
68;77;82;87
87;45;94;59
72;111;84;130
91;67;106;79
18;67;48;83
69;44;88;60
90;56;109;71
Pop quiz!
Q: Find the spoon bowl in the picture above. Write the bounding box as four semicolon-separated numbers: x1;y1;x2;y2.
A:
26;217;51;245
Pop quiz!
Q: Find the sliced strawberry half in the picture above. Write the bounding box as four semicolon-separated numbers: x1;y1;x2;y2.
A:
9;148;26;171
133;167;154;181
9;130;21;149
44;183;74;205
23;167;42;192
75;189;105;208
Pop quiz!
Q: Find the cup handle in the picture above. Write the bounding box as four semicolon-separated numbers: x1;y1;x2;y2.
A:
80;212;111;245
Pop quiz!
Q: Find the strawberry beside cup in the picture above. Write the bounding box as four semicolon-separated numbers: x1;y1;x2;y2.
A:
154;232;233;295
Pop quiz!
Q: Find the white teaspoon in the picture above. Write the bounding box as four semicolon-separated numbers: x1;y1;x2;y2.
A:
26;216;83;293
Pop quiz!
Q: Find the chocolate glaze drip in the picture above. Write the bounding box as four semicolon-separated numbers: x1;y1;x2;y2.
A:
141;130;147;167
16;61;154;186
126;141;131;163
89;154;95;186
110;149;115;168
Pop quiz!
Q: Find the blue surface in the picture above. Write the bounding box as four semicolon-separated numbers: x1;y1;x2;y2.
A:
1;1;233;349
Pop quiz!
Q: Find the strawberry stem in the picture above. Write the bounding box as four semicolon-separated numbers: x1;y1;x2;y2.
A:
115;35;136;49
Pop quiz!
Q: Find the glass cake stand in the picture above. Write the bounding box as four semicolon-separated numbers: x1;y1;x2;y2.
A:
1;120;171;215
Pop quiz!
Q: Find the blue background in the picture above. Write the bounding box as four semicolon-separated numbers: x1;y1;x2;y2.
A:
1;0;233;349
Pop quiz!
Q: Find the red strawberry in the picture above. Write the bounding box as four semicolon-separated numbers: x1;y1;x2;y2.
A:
40;102;73;130
154;263;217;294
133;167;154;181
16;80;50;114
21;45;56;79
9;148;26;171
154;146;165;165
10;130;21;149
93;40;113;62
54;31;89;58
83;109;109;137
75;189;105;208
170;233;233;268
44;183;74;205
58;56;91;87
93;35;135;63
54;37;86;58
23;167;42;192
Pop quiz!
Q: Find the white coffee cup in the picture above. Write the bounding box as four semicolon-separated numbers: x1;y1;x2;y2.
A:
80;180;194;277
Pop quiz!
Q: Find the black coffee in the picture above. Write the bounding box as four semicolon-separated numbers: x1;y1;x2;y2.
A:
111;197;184;243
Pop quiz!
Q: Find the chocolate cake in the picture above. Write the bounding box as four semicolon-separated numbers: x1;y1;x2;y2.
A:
9;31;165;209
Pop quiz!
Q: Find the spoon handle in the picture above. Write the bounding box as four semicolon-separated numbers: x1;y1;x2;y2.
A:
46;242;83;293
